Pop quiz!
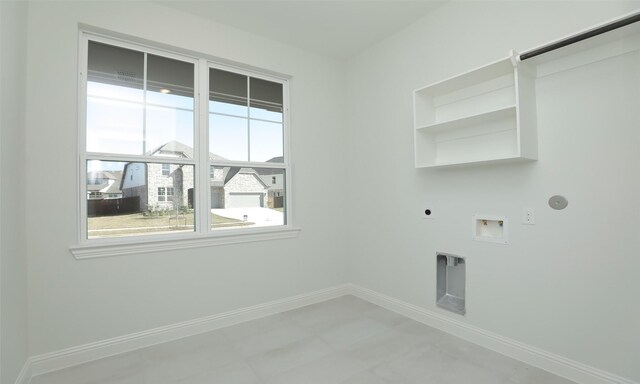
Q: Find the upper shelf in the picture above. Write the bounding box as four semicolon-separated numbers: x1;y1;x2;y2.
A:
415;55;516;97
413;50;536;168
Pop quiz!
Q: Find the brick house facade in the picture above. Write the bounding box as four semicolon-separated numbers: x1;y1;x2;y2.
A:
121;141;269;211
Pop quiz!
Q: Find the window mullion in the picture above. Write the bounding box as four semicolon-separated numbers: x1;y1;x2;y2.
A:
283;80;292;227
84;153;196;165
247;76;251;162
197;58;211;233
78;33;89;243
143;52;148;155
210;160;285;169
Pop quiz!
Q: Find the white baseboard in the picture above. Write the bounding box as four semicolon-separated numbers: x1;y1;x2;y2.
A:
348;284;638;384
24;283;637;384
28;284;349;378
13;359;32;384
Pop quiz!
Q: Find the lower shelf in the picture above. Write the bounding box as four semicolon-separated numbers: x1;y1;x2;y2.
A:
415;114;535;167
418;155;534;168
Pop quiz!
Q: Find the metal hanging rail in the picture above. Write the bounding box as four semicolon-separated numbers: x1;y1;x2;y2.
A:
519;12;640;61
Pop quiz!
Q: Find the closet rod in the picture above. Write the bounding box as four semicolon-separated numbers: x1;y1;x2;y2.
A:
519;12;640;61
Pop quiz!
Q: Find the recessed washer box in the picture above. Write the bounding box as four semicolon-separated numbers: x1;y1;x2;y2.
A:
473;214;508;244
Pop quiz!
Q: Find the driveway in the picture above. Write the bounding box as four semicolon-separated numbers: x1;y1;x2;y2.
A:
211;207;284;227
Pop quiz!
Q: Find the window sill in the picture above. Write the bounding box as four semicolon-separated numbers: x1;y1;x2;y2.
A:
69;226;302;260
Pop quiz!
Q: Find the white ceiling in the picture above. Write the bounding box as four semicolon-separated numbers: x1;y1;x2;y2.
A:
157;1;445;59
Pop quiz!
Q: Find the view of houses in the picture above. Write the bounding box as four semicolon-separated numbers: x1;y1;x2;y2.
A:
87;141;285;230
86;170;123;200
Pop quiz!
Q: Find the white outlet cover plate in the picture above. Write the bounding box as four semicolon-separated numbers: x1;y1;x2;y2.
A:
522;207;535;225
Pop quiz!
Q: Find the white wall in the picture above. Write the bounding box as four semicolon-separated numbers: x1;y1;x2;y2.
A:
1;0;29;382
19;1;640;382
25;1;349;356
346;1;639;381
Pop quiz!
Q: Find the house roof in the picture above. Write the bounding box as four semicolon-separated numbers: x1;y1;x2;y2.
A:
256;156;284;176
87;184;106;192
87;171;123;194
122;141;272;191
104;180;123;194
146;140;227;162
267;156;284;163
213;167;269;189
238;168;269;189
224;168;269;190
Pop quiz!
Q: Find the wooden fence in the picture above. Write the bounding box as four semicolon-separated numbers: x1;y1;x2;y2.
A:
88;197;140;217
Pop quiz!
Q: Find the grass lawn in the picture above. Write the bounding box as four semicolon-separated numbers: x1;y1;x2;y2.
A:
88;212;253;238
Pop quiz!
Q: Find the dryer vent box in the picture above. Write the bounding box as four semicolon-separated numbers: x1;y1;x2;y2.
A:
436;253;466;316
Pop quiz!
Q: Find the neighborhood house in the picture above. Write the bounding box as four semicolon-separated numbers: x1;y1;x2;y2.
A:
115;141;281;212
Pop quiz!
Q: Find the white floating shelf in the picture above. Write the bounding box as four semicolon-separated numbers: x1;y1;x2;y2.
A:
415;57;514;96
413;11;640;169
417;155;531;169
414;51;537;168
416;105;516;134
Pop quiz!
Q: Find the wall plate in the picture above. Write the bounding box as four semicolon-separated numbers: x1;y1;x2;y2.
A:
472;215;508;244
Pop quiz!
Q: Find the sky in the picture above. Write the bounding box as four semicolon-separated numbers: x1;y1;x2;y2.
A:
86;81;283;172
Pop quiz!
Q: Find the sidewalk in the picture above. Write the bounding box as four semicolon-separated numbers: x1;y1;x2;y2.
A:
211;207;284;227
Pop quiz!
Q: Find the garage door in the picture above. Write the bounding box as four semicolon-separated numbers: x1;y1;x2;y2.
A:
227;193;263;208
211;190;222;208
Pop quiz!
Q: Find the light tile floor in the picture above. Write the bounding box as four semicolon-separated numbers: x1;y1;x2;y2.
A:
31;296;575;384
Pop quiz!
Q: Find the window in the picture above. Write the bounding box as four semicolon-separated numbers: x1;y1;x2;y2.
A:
88;191;103;200
209;68;287;230
157;187;174;202
79;32;291;246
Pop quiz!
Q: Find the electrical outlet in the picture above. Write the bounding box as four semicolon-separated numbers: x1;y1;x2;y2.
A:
522;207;535;225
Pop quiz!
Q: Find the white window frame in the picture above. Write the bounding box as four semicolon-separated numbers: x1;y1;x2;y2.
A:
71;30;299;259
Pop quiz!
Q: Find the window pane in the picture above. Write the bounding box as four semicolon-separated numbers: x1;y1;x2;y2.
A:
208;72;285;164
250;103;283;122
86;42;195;155
88;41;144;90
249;120;283;162
87;160;195;239
209;114;248;161
249;77;283;122
250;77;283;104
145;106;194;154
147;54;194;103
146;54;194;152
210;68;248;117
87;41;144;154
86;85;144;154
210;167;285;230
